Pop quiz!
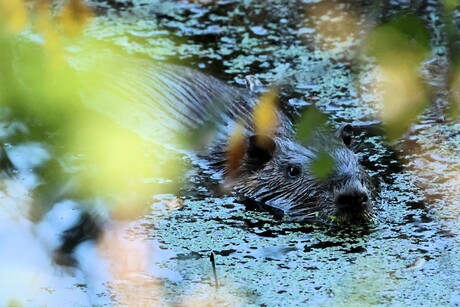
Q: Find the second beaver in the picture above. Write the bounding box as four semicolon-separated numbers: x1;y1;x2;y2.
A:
77;57;376;225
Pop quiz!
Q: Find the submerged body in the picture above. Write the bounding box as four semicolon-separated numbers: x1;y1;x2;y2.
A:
74;56;376;224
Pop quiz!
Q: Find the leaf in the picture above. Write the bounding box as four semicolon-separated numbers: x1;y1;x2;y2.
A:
365;15;431;140
226;123;246;179
295;106;328;142
366;15;431;66
0;0;28;32
380;64;429;141
36;1;63;65
311;150;334;180
448;69;460;117
58;0;94;37
253;89;278;137
442;0;460;11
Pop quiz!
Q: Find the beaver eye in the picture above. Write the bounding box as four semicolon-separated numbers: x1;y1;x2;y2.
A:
288;165;302;178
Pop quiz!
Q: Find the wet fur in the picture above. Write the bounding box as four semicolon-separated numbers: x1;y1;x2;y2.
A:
208;129;375;224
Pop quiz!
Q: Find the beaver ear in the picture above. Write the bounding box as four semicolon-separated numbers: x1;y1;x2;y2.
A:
336;124;353;147
246;135;276;169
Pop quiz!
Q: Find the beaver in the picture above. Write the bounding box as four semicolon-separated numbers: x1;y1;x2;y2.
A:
76;57;376;225
0;58;376;277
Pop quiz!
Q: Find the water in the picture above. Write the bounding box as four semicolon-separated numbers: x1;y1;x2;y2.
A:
2;0;460;305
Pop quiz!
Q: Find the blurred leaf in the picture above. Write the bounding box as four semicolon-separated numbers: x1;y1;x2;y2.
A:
0;0;28;32
441;0;460;117
0;22;185;218
366;15;430;66
58;0;94;37
365;15;431;140
448;69;460;117
0;38;82;138
295;106;328;142
442;0;460;11
6;298;23;307
180;121;218;150
35;0;64;65
65;109;184;218
226;123;245;179
253;89;278;137
380;65;429;141
311;150;334;180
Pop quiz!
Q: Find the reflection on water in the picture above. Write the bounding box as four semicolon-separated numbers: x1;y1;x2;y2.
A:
1;0;460;306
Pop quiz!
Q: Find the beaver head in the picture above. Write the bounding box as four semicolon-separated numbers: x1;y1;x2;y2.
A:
228;124;375;225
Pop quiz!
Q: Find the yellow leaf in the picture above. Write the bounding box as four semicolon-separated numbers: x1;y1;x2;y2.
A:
35;1;64;67
253;89;278;137
379;64;428;140
0;0;28;32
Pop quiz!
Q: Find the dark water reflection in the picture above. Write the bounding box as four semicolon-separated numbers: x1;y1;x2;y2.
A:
2;0;460;305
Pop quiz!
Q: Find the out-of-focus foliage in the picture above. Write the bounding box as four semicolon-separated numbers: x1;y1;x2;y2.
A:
294;107;332;179
311;150;334;180
295;106;328;142
449;73;460;116
225;89;279;179
443;0;460;10
441;0;460;116
226;123;245;180
0;0;28;32
0;0;183;217
365;15;431;140
253;89;279;138
58;0;94;36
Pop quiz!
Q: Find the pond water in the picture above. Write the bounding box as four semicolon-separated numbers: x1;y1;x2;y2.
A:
2;0;460;305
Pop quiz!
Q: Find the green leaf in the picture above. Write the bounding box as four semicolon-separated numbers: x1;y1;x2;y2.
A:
311;150;334;180
295;106;328;142
366;15;431;66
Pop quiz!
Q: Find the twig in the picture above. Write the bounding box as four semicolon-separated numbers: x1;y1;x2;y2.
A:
210;251;218;289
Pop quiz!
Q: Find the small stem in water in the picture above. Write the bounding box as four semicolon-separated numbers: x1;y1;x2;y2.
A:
210;251;218;289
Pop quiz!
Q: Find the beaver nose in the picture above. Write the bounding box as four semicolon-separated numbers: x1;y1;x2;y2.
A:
336;192;369;210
